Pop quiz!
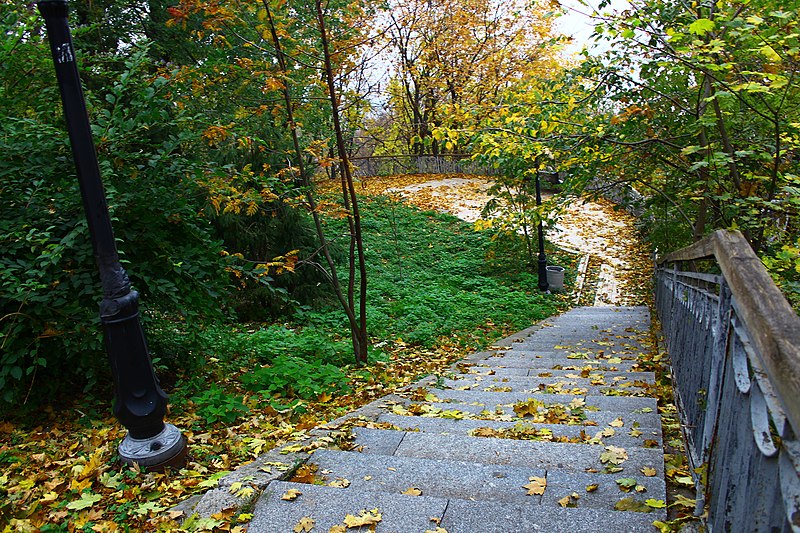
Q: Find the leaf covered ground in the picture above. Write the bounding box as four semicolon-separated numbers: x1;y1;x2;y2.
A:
0;174;695;532
1;177;571;532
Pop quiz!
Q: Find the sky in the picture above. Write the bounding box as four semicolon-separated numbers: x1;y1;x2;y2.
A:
555;0;630;56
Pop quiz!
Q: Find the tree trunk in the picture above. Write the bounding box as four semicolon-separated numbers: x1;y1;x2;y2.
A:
315;0;369;364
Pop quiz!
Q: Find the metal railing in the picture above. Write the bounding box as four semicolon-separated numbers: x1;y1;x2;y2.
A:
349;154;500;178
655;229;800;531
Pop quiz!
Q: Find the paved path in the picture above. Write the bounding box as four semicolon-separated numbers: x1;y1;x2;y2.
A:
179;306;665;532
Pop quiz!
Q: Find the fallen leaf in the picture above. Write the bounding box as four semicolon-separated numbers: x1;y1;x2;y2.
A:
569;398;586;409
610;417;624;427
646;498;666;509
615;497;651;513
641;467;657;477
671;494;696;509
558;492;580;508
402;487;423;496
523;476;547;496
585;484;599;492
329;478;351;488
615;477;637;492
282;489;302;501
66;492;102;511
343;508;382;527
293;516;315;532
600;445;628;465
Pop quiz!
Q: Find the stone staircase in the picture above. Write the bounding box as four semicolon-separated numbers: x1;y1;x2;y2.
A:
232;306;666;532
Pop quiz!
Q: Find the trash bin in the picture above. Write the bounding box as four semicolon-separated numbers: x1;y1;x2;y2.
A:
546;266;565;291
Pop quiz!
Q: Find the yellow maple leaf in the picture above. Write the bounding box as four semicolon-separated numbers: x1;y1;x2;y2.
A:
402;487;423;496
610;417;624;427
641;467;657;477
281;489;302;501
293;516;315;533
600;445;628;465
523;476;547;496
343;509;382;527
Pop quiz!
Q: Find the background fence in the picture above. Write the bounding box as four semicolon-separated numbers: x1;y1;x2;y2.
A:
349;154;500;178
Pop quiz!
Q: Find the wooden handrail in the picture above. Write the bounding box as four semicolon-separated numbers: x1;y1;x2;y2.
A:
657;229;800;432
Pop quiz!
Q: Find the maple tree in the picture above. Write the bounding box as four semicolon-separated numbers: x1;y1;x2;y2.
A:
378;0;564;155
163;0;383;363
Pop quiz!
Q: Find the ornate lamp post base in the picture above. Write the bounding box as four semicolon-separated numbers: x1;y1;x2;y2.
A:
119;424;187;469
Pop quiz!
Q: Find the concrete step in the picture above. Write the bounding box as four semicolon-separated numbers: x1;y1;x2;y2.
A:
387;399;662;429
422;388;658;413
352;428;665;477
248;480;448;532
503;343;649;356
439;374;654;396
441;497;665;532
307;449;666;509
454;367;655;382
308;449;546;503
250;480;666;532
469;358;643;371
375;413;663;447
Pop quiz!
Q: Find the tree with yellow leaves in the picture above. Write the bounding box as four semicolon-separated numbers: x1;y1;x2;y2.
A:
382;0;565;154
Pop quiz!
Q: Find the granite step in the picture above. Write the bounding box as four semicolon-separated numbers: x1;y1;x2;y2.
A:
468;358;644;371
248;481;448;532
441;497;665;532
375;413;663;447
307;449;666;509
352;428;665;477
421;388;659;413
387;399;662;429
438;374;654;395
454;367;655;381
250;480;665;532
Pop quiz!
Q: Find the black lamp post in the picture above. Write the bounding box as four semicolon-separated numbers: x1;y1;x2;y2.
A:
37;0;186;469
535;170;549;293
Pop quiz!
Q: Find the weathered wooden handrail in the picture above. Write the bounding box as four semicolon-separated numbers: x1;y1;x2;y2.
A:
659;229;800;431
655;229;800;531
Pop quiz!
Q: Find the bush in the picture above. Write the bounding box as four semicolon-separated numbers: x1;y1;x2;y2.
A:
0;47;232;406
241;355;350;401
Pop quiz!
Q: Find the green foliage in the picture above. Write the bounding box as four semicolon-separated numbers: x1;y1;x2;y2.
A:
333;196;564;347
0;33;233;404
586;0;799;249
241;355;349;401
763;238;800;313
192;384;248;425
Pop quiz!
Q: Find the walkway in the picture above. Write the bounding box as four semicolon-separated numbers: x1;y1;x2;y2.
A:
181;307;666;532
